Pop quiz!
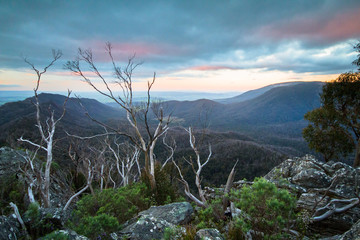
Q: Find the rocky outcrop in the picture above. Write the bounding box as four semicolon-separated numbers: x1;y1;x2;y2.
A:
119;202;193;240
0;146;71;208
39;230;89;240
0;215;24;240
196;228;225;240
337;219;360;240
264;155;360;237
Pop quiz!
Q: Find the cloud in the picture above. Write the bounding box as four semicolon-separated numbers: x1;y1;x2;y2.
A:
256;7;360;44
1;0;360;88
189;65;240;71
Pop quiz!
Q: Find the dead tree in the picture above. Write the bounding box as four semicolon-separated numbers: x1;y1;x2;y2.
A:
18;50;71;208
106;137;141;187
65;43;170;189
311;174;360;222
63;159;94;211
173;127;212;208
17;148;42;204
173;127;238;210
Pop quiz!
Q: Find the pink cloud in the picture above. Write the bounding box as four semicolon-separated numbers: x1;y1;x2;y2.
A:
81;40;183;62
257;8;360;42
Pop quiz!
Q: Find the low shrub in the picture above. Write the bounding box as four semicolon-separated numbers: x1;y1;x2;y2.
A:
68;182;151;238
229;177;298;239
141;162;180;205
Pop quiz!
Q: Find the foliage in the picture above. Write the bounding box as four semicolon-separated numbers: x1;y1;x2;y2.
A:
163;225;197;240
194;197;227;231
141;162;180;205
24;202;60;238
352;42;360;71
303;72;360;165
180;225;197;240
303;106;354;161
0;174;25;215
163;226;182;240
72;213;119;239
230;178;297;239
68;182;151;238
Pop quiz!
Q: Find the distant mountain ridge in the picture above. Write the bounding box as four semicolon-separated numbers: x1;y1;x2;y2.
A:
215;81;323;104
0;81;324;156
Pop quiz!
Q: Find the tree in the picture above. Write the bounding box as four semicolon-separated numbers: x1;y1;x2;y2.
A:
303;107;354;162
303;72;360;166
18;50;71;207
352;42;360;72
64;43;170;190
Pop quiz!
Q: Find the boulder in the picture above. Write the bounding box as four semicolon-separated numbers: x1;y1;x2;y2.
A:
264;155;360;237
0;215;24;240
39;229;89;240
0;146;72;208
196;228;225;240
338;218;360;240
119;202;193;240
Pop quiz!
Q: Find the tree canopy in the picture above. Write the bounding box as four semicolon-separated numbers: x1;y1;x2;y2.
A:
303;72;360;166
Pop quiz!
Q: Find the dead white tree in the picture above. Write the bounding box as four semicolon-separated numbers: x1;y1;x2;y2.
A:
18;50;71;208
173;127;212;208
10;202;30;239
311;174;360;222
65;43;170;189
106;138;141;187
63;159;94;211
312;197;360;222
17;148;42;204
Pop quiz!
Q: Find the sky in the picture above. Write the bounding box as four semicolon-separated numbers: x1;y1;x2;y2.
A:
0;0;360;93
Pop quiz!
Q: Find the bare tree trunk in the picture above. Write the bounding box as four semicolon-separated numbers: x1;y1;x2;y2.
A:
10;202;30;239
19;50;69;208
44;140;53;207
28;183;35;204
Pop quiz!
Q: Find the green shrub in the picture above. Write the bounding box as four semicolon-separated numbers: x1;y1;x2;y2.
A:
74;213;119;239
68;182;151;238
24;202;60;238
141;162;179;205
230;177;297;239
194;197;227;231
0;174;25;215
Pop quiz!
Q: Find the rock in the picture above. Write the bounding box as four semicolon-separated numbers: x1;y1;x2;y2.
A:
0;147;26;178
0;146;72;208
338;219;360;240
39;229;89;240
0;215;24;240
196;228;225;240
119;202;193;240
265;155;360;237
138;202;193;225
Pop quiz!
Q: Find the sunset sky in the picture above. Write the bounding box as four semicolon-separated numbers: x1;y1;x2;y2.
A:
1;0;360;93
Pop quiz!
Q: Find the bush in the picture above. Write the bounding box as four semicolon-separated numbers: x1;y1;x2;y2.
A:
194;197;226;230
0;174;25;215
68;182;151;238
73;213;119;239
230;177;297;239
141;162;180;205
24;202;61;238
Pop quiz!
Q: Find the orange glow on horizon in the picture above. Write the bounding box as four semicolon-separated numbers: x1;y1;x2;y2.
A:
0;67;339;93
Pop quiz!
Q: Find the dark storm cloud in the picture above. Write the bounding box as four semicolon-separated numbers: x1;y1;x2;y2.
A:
1;0;360;74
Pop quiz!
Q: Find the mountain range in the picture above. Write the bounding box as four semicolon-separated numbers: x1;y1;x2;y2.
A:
0;81;324;181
